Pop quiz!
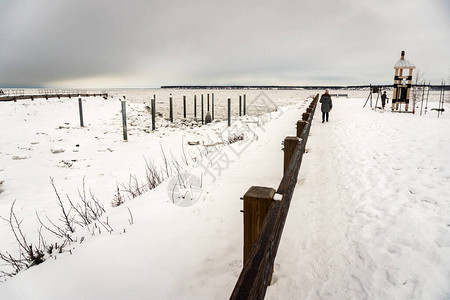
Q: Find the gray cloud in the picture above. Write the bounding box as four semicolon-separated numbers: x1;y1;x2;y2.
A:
0;0;449;87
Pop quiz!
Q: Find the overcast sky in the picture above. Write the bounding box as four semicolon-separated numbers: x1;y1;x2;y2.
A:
0;0;449;88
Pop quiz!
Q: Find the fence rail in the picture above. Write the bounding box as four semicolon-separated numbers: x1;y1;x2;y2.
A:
0;91;108;102
230;94;319;299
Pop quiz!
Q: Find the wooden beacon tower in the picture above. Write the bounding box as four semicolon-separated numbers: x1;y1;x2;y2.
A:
392;50;416;112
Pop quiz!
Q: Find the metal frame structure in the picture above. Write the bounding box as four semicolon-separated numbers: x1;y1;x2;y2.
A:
392;51;416;113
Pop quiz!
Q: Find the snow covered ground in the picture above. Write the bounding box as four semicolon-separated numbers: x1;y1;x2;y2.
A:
0;89;449;299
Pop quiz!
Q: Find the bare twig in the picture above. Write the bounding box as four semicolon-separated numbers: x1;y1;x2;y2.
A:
0;201;45;280
128;208;134;225
50;177;76;234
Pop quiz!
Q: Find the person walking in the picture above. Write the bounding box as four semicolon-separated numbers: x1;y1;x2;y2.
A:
320;89;333;123
381;91;388;109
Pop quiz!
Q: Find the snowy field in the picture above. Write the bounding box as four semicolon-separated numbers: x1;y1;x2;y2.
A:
0;89;449;299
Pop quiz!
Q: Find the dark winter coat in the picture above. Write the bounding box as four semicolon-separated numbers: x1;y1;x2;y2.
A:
320;94;333;113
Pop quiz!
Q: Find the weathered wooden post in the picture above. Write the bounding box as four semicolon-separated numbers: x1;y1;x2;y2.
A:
284;136;299;174
212;93;215;120
207;93;210;112
243;186;275;263
169;94;173;122
228;98;231;126
151;95;156;131
302;112;310;122
194;95;197;119
296;120;307;138
183;96;187;119
121;98;128;141
78;98;84;127
243;94;247;115
201;94;204;124
239;95;242;116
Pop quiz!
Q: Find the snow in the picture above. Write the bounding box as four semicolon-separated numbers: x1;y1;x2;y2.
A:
0;89;449;299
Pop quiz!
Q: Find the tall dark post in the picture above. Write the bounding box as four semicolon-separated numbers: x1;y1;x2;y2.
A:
151;95;156;130
212;93;215;120
239;95;242;116
183;96;186;119
420;82;425;116
201;94;204;124
121;100;128;141
207;93;210;112
78;98;84;127
243;94;247;115
194;95;197;118
228;98;231;126
169;94;173;122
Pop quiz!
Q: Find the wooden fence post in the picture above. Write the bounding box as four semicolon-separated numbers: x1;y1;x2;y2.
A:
169;95;173;122
121;99;128;141
151;95;156;131
284;136;299;174
183;96;186;119
212;93;215;120
243;94;247;115
201;94;204;124
228;98;231;126
194;95;197;119
296;120;307;138
207;93;210;112
243;186;275;263
239;95;242;116
78;98;84;127
302;112;310;121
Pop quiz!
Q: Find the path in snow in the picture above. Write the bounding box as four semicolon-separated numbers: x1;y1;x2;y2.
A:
267;99;450;300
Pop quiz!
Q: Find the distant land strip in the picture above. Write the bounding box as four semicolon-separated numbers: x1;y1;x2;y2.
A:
160;85;449;90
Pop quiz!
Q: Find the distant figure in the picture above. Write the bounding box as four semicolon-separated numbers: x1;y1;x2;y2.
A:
320;89;333;123
0;89;4;95
381;91;388;108
205;111;212;124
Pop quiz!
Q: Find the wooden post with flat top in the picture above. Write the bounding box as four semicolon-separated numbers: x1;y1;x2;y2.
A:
302;112;310;121
284;136;299;174
212;93;215;120
169;95;173;122
228;98;231;126
183;96;186;118
296;120;307;139
243;186;275;263
151;95;156;130
78;98;84;127
121;99;128;141
194;95;197;118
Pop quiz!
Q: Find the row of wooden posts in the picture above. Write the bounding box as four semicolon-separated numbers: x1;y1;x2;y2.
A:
152;93;247;127
230;94;320;299
76;94;248;141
